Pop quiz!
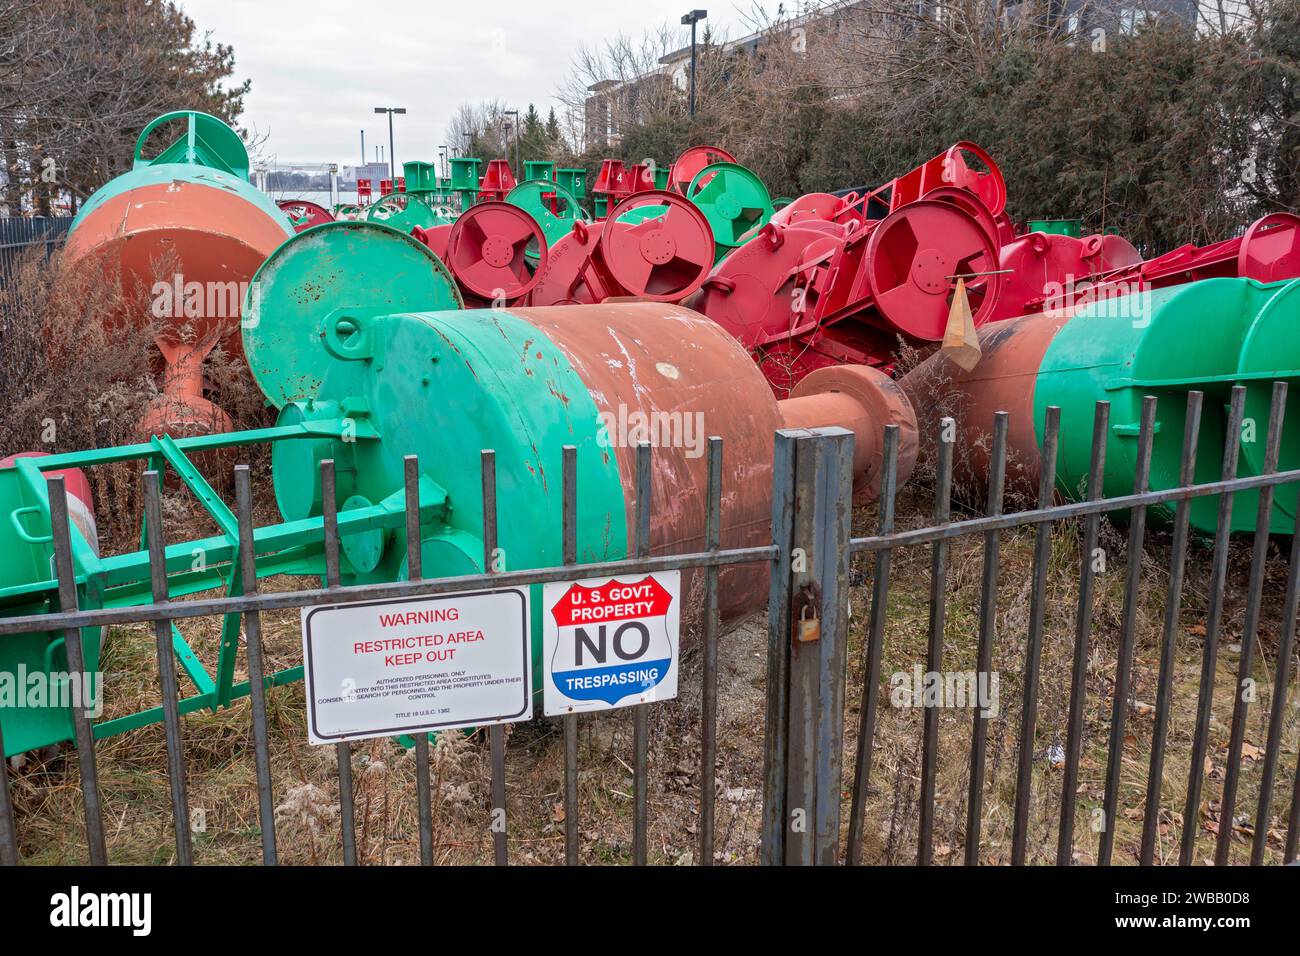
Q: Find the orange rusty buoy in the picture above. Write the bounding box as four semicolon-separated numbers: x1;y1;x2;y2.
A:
63;112;293;439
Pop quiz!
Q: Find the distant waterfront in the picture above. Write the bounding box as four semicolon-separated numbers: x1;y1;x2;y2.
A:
266;189;359;207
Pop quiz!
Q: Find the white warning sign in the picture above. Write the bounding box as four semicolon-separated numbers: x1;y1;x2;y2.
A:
542;571;681;716
302;588;531;744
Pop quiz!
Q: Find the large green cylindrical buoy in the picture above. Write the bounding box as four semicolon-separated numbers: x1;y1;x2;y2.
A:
270;304;775;685
686;162;774;261
899;277;1300;533
267;302;916;690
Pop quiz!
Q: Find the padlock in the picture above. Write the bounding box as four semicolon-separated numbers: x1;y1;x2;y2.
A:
797;603;821;643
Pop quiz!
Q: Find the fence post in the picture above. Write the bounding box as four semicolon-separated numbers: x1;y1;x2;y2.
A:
760;427;855;866
760;431;796;865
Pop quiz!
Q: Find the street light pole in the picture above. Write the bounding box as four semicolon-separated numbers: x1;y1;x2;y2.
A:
681;10;707;118
504;109;521;179
374;106;406;180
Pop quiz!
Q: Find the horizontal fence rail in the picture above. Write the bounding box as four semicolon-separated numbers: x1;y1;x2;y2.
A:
1;389;1299;866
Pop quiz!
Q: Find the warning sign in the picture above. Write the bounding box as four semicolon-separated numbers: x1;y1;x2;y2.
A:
302;588;531;744
542;571;680;716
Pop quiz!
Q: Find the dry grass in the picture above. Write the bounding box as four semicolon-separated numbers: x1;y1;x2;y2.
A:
0;247;275;545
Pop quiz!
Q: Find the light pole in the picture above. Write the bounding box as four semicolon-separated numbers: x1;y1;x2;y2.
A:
681;10;707;118
439;145;448;179
374;106;406;180
503;109;521;179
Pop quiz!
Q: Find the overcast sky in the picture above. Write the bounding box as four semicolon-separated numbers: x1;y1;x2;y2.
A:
177;0;776;168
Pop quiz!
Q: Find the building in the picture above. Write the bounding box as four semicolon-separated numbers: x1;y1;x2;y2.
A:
585;3;844;148
583;0;1197;148
1055;0;1198;41
341;162;390;186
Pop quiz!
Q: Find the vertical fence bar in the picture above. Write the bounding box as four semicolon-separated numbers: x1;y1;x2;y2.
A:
234;466;277;865
480;450;509;867
1181;386;1245;865
847;425;900;865
1099;395;1157;866
1251;497;1300;865
782;428;854;865
561;445;580;865
47;475;108;865
814;429;854;865
1011;406;1061;865
404;456;434;867
142;471;193;865
699;437;722;866
0;709;14;865
320;460;358;866
1287;751;1300;864
760;431;798;865
1056;402;1110;865
1217;383;1286;866
1140;391;1203;865
785;432;820;866
918;417;954;866
632;441;652;866
965;413;1008;866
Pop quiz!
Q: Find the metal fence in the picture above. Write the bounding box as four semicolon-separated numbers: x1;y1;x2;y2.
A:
0;216;73;279
844;383;1300;868
0;216;72;250
1;387;1299;866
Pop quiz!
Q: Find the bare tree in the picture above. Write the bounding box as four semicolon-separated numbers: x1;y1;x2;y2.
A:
553;21;752;153
0;0;249;217
445;99;513;159
555;27;682;152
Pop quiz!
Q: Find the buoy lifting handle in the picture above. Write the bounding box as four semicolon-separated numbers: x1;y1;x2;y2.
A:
133;111;251;181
